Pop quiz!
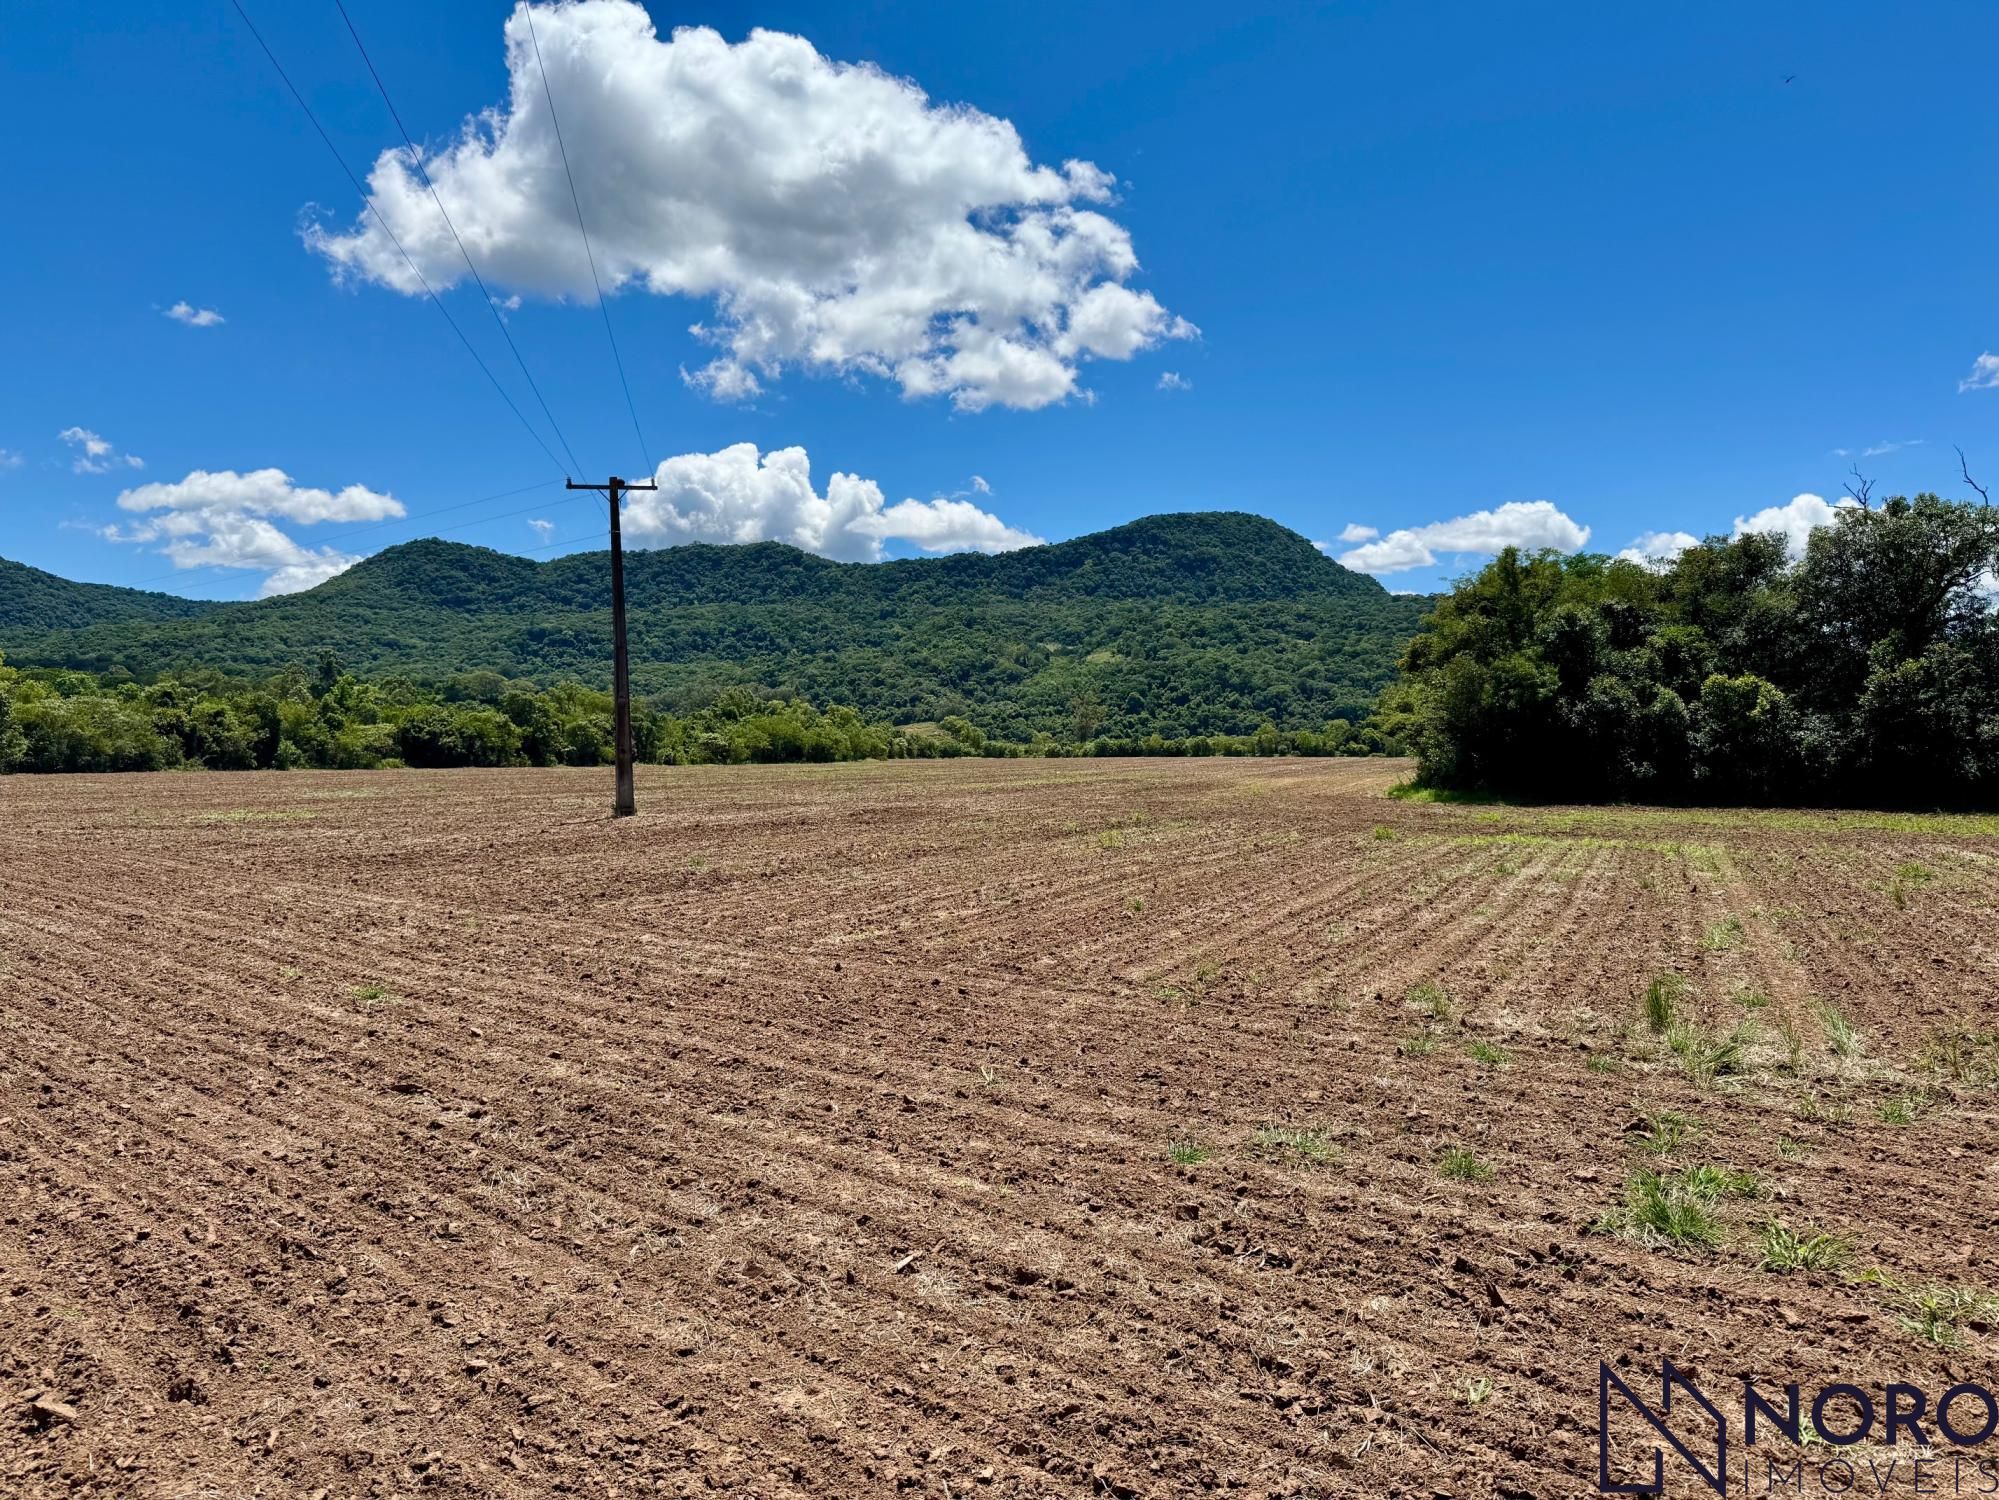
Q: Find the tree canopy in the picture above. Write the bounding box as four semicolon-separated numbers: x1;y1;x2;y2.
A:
1377;493;1999;806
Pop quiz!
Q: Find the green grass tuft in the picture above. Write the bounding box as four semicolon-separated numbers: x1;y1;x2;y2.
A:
1438;1146;1493;1183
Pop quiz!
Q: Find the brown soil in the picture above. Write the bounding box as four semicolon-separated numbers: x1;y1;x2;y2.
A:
2;759;1995;1497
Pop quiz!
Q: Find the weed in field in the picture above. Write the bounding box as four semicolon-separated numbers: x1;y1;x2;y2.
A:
1756;1220;1850;1274
1877;1090;1931;1126
1681;1163;1759;1200
1407;980;1452;1021
1816;1001;1863;1059
1603;1171;1724;1251
1631;1108;1698;1156
1859;1271;1999;1349
1400;1032;1440;1058
1098;828;1127;850
1668;1020;1754;1086
1371;825;1399;841
1701;916;1746;952
1585;1052;1623;1074
1733;986;1772;1011
1644;974;1686;1034
1125;896;1145;914
1466;1038;1509;1068
1920;1027;1999;1086
1249;1125;1341;1168
1775;1136;1808;1161
1796;1092;1852;1126
352;982;389;1003
1890;861;1937;907
1464;1376;1496;1406
977;1064;1003;1089
1438;1146;1493;1183
1168;1139;1210;1166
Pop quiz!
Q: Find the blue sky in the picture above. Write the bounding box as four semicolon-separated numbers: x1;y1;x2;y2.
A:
2;0;1996;598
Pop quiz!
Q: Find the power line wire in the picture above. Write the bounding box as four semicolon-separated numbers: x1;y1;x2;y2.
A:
523;3;654;479
331;0;587;479
224;0;571;479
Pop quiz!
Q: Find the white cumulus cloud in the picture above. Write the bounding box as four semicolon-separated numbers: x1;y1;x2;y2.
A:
1731;492;1860;558
1616;530;1700;569
1157;371;1192;392
60;426;144;475
1336;501;1590;575
165;301;225;328
527;517;556;543
1959;353;1999;393
305;5;1192;412
105;468;404;596
622;442;1042;561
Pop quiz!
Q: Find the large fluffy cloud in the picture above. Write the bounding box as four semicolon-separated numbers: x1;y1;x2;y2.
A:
623;442;1042;561
1336;500;1589;575
106;469;404;596
307;5;1192;411
1731;492;1859;557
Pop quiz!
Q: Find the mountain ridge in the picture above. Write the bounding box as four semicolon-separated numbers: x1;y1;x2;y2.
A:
0;511;1431;740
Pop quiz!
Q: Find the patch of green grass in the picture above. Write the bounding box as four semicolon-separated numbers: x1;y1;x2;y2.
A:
1124;896;1145;914
1667;1020;1754;1086
1249;1125;1341;1168
1681;1164;1759;1201
1463;1376;1496;1406
1733;986;1772;1011
1585;1052;1622;1074
1644;974;1686;1034
1860;1272;1999;1349
1920;1028;1999;1086
1371;825;1399;841
1877;1090;1932;1126
1385;782;1504;805
1816;1001;1863;1059
1603;1171;1724;1251
1465;1038;1509;1068
1438;1146;1493;1183
1407;980;1453;1021
1775;1136;1808;1161
351;982;389;1002
1399;1032;1440;1058
1756;1220;1850;1274
1167;1140;1210;1166
1631;1109;1698;1156
1700;916;1746;952
1098;828;1127;849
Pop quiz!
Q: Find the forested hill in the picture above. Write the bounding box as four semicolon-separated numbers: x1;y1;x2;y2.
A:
0;556;226;632
0;512;1432;740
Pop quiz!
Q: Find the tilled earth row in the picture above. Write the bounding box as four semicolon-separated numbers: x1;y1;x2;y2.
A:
2;760;1995;1497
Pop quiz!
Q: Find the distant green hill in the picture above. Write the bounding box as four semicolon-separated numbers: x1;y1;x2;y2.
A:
0;556;226;632
0;512;1431;740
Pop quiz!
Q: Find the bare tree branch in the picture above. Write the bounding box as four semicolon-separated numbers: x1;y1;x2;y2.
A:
1843;464;1874;508
1957;445;1991;507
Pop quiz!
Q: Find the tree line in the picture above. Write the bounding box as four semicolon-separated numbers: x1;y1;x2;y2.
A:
1375;490;1999;806
0;651;1397;774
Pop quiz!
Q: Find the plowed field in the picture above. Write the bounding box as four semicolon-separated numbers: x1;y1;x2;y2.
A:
4;759;1996;1497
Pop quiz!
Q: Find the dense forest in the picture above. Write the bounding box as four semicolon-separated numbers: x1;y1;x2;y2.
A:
0;653;1397;773
1378;492;1999;806
0;513;1430;742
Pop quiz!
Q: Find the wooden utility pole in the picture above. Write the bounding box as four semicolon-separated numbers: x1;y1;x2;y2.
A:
566;475;656;818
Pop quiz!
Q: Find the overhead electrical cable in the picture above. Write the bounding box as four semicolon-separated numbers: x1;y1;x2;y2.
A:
331;0;588;479
523;2;654;478
224;0;572;479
